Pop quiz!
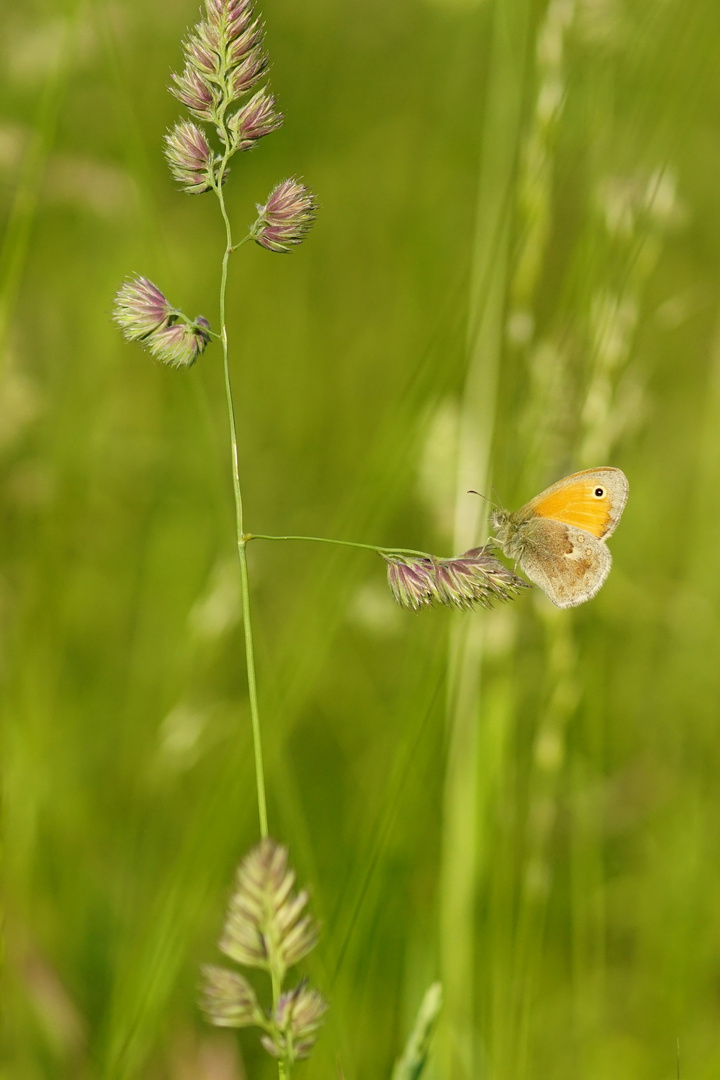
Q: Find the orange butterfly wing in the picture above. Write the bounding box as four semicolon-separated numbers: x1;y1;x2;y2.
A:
525;470;627;539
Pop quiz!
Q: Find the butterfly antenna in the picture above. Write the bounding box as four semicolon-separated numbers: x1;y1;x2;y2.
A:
467;489;499;511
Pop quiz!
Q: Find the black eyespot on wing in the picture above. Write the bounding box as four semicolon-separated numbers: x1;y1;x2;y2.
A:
594;487;605;497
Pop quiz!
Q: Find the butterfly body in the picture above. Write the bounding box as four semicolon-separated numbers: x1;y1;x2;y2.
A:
490;467;628;608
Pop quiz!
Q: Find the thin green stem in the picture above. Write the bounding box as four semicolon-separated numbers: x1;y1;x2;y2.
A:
269;968;289;1080
238;543;268;837
247;533;438;560
215;168;269;840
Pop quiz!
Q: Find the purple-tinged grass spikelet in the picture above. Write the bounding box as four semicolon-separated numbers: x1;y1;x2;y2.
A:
113;276;173;341
145;318;212;369
384;547;530;611
200;965;262;1027
224;20;265;69
164;120;221;194
228;46;268;98
262;981;328;1062
251;178;318;252
113;277;211;369
170;64;216;121
227;87;283;152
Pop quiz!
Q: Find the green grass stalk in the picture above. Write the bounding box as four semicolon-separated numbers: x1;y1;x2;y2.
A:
439;1;533;1076
214;168;269;840
249;533;436;559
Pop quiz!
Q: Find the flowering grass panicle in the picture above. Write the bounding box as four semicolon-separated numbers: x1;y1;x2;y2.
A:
384;547;529;611
115;3;315;374
218;837;318;981
113;277;211;368
200;838;326;1072
166;0;283;190
171;0;268;122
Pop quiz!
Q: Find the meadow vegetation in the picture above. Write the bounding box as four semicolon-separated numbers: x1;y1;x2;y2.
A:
4;0;720;1077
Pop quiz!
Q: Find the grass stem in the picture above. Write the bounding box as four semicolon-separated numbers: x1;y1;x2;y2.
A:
248;533;435;559
216;174;269;840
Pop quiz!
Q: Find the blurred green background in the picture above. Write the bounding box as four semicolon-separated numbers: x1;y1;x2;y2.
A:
4;0;720;1077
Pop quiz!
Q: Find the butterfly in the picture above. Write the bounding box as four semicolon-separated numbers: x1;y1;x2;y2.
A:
490;467;629;608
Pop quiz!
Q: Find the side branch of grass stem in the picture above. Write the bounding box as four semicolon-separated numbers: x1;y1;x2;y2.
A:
248;533;436;560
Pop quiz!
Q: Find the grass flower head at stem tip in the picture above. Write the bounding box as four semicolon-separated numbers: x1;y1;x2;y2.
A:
384;547;530;611
200;839;326;1068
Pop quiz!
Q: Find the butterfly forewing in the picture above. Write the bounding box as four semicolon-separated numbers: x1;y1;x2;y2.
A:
524;469;627;539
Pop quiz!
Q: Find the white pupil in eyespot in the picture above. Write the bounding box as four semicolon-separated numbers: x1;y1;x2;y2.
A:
594;487;605;497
